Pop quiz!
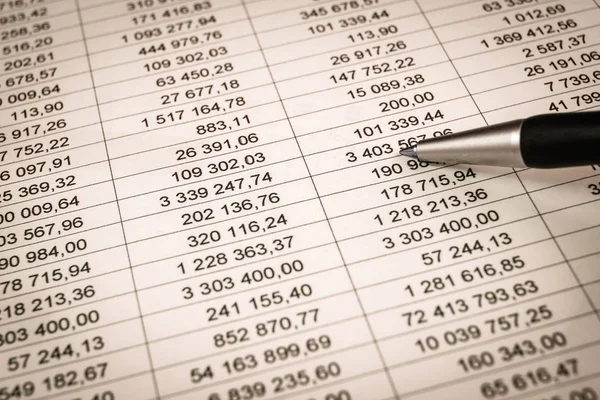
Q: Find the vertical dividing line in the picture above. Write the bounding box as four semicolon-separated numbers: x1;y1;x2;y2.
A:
74;2;162;398
240;1;400;398
412;0;492;126
413;0;600;322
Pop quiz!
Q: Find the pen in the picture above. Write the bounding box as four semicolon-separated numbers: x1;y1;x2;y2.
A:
400;111;600;168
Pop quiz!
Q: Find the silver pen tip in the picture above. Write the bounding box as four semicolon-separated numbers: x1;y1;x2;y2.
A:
400;145;417;158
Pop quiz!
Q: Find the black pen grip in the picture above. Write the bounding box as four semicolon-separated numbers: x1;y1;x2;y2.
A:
520;111;600;168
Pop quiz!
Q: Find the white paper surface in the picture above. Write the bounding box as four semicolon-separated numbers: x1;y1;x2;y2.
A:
1;0;600;399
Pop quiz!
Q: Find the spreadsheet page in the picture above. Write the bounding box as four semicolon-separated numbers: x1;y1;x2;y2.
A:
1;0;600;399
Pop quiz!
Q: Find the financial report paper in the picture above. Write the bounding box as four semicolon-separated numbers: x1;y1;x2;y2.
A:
1;0;600;399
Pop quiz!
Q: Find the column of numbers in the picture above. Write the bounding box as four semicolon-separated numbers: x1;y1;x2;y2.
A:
79;0;374;398
409;0;600;399
253;0;592;398
0;0;156;398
